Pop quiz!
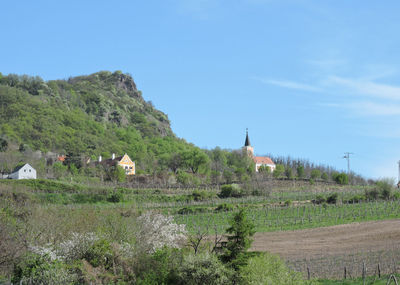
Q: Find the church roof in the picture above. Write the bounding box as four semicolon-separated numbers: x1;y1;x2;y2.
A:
253;156;275;165
244;129;251;146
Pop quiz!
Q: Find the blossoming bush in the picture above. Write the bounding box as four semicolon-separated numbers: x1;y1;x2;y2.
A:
135;212;187;253
56;232;99;262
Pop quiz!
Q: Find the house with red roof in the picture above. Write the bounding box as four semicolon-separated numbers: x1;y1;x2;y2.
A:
243;129;276;172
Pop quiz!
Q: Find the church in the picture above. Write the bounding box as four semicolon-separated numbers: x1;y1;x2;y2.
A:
242;129;276;172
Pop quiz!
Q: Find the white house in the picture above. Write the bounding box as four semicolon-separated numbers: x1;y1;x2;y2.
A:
8;163;37;179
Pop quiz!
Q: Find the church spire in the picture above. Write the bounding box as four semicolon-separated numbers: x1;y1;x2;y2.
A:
244;128;251;146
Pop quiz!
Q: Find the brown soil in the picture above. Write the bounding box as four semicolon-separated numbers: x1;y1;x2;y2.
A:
251;219;400;260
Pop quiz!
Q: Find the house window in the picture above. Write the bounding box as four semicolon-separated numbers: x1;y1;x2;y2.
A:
29;169;31;172
125;166;128;169
24;169;26;172
129;167;132;169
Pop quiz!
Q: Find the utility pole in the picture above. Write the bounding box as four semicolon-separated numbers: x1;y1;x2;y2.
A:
398;160;400;183
343;152;354;174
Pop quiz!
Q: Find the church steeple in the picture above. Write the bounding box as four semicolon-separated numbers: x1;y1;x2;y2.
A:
244;128;251;146
242;128;254;156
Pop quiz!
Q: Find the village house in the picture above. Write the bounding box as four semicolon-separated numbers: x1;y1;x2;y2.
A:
8;163;37;179
242;129;276;172
98;153;136;175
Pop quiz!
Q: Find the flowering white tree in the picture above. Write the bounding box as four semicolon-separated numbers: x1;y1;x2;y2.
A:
136;212;187;253
30;232;99;262
56;232;99;261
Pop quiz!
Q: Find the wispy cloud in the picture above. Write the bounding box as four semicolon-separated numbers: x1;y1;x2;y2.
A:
346;101;400;116
326;76;400;101
254;77;322;92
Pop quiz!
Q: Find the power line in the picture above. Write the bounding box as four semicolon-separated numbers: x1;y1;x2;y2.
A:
343;152;354;174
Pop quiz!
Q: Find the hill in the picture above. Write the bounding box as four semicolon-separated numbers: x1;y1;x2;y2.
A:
0;71;197;170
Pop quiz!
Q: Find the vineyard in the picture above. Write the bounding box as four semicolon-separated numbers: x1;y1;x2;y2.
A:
288;248;400;280
173;200;400;233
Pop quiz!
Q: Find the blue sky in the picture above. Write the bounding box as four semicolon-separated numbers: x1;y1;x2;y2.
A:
1;0;400;179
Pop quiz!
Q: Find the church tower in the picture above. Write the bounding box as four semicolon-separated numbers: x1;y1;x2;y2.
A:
243;128;254;156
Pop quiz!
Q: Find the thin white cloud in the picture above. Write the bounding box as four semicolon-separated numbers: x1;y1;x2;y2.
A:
346;101;400;116
326;76;400;101
255;77;322;92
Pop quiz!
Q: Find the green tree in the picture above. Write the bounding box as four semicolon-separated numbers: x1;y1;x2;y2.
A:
333;172;348;185
108;165;126;183
168;152;183;174
310;169;321;180
63;151;82;169
222;209;255;270
182;148;210;174
273;164;285;178
52;161;68;179
321;172;329;181
297;165;305;179
210;147;227;185
285;167;294;179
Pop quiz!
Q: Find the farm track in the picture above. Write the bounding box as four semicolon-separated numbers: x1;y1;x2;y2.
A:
251;219;400;259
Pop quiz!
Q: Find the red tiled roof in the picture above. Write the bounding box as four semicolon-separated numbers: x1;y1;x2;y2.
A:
253;156;275;165
57;155;66;162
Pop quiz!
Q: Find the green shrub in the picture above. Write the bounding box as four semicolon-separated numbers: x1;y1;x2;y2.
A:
176;170;191;185
284;200;292;207
376;179;394;200
106;190;124;203
178;207;194;215
393;192;400;200
310;169;321;180
321;172;329;181
365;189;379;201
273;164;285;178
296;165;305;179
178;207;208;215
333;172;348;185
240;252;312;285
135;247;182;285
215;203;234;212
191;190;215;201
176;253;235;285
84;238;113;268
346;195;364;204
219;184;243;198
326;193;338;204
313;195;326;204
12;253;77;284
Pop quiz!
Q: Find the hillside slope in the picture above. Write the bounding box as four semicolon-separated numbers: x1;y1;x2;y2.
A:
0;71;194;169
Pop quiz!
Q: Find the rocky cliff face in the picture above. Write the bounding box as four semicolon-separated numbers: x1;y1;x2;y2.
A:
62;70;173;137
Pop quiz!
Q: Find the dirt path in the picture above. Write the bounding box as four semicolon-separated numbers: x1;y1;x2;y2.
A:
251;219;400;260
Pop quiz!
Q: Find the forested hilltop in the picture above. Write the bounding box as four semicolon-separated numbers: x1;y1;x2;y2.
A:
0;71;201;170
0;70;366;185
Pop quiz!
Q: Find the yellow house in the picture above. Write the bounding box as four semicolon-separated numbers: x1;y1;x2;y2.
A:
98;153;136;175
117;153;136;175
